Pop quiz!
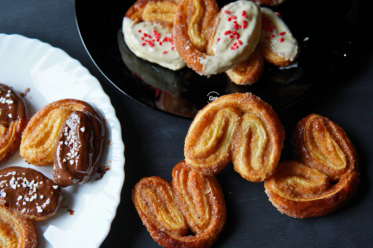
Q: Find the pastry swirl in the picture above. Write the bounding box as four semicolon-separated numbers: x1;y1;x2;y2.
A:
184;93;285;182
174;0;262;75
292;114;357;181
20;99;105;187
0;205;38;248
0;83;30;166
133;160;226;248
264;114;359;218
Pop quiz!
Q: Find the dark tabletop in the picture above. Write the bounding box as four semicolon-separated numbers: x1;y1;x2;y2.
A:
1;0;373;247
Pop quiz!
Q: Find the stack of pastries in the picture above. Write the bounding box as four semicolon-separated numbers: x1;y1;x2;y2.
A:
123;0;299;85
132;92;359;247
0;83;106;247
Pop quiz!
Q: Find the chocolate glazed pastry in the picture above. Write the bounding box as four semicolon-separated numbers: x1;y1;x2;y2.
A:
0;83;30;166
20;99;105;187
0;167;63;222
0;205;38;248
264;114;359;218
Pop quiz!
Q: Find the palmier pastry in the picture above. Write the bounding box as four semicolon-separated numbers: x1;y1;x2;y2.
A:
264;114;359;218
184;93;285;182
293;114;357;181
0;205;38;248
0;83;30;166
225;47;264;85
259;8;299;67
123;0;186;70
20;99;105;187
174;0;262;75
0;167;63;222
133;160;226;248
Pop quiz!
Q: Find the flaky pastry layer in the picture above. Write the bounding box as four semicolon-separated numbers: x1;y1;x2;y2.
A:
0;205;38;248
184;93;285;182
133;160;226;248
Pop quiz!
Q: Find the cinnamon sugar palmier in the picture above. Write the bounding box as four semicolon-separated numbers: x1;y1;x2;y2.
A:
0;205;38;248
293;114;357;181
174;0;262;75
123;0;186;70
184;93;285;182
133;160;226;248
225;47;264;85
0;84;30;166
259;8;299;67
265;114;359;218
264;160;359;218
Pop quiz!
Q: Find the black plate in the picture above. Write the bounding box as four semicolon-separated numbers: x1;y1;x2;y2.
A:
75;0;357;118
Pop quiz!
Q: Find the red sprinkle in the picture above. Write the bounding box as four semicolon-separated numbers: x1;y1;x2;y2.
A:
233;25;239;30
163;51;167;54
224;31;231;35
231;15;237;20
272;35;276;38
234;21;237;24
280;32;286;36
138;30;142;33
141;37;144;40
242;11;246;16
280;38;284;42
142;43;146;46
228;18;231;21
276;12;281;17
224;10;230;14
271;25;275;29
171;47;175;50
229;35;233;38
231;47;235;50
217;38;221;42
149;43;154;47
242;21;247;29
238;40;242;45
233;42;237;46
159;42;162;45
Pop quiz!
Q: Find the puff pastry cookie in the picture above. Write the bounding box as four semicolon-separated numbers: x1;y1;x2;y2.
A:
20;99;105;187
184;93;285;182
174;0;262;75
265;114;359;218
133;160;226;248
0;205;38;248
0;83;30;166
123;0;186;70
0;167;63;222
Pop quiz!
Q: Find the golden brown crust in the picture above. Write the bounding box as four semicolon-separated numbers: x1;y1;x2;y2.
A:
173;0;219;74
0;84;30;166
184;93;285;182
20;99;104;167
125;0;181;31
264;160;359;218
225;48;264;85
265;114;359;218
292;114;358;181
132;160;226;248
0;205;38;248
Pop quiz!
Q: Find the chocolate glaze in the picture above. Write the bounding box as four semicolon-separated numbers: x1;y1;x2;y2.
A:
0;167;63;218
0;83;29;127
54;108;104;187
95;166;110;181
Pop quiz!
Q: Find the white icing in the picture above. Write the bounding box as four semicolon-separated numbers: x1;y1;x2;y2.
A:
122;18;186;70
260;7;298;61
200;0;261;75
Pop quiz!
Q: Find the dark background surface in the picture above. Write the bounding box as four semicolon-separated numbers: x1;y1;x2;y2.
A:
1;0;372;247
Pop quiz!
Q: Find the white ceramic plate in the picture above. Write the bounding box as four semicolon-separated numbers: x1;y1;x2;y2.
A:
0;33;125;248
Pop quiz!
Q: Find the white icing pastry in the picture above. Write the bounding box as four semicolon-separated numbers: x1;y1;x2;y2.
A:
260;7;298;61
122;18;186;70
200;0;261;75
